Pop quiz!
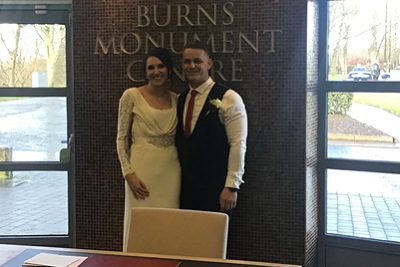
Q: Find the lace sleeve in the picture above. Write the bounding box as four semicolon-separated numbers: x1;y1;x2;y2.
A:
116;88;135;177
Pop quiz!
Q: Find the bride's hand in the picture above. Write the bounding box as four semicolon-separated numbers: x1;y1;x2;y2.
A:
125;173;150;200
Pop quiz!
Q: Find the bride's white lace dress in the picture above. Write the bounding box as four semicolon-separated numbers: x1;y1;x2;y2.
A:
117;87;181;251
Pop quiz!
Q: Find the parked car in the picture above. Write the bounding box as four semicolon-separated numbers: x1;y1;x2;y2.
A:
378;72;391;81
379;70;400;81
352;66;367;72
345;71;373;81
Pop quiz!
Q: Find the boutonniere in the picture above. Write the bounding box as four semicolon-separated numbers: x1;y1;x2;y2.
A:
208;98;222;113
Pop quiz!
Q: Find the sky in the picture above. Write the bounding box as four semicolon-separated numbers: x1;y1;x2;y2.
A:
329;0;400;54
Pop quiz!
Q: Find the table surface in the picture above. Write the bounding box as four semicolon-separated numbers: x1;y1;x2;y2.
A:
0;244;301;267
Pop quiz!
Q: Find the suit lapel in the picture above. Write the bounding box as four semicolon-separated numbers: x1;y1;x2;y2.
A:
178;89;189;119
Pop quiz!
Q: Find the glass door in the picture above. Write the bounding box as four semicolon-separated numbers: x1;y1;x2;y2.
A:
0;4;74;246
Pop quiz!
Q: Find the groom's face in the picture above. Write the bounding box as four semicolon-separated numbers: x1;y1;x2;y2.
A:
182;48;212;88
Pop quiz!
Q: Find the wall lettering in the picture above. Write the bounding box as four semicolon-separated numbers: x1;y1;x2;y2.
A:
135;3;234;27
94;1;282;82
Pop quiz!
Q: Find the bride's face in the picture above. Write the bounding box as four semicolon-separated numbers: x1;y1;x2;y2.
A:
146;56;169;87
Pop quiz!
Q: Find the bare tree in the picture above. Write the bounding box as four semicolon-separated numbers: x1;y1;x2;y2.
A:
387;4;400;70
35;25;66;87
328;1;358;76
368;1;400;71
368;11;379;65
0;24;66;88
0;24;25;87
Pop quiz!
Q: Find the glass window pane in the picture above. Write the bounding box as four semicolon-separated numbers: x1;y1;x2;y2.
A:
328;0;400;81
0;24;66;88
328;92;400;162
0;97;67;162
0;171;68;236
327;169;400;242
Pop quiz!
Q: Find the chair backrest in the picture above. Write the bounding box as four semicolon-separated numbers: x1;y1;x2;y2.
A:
126;207;229;259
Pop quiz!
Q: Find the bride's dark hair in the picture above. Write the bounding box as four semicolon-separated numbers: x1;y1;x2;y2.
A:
143;47;174;79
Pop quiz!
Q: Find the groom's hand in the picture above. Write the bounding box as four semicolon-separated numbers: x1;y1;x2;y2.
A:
219;187;238;211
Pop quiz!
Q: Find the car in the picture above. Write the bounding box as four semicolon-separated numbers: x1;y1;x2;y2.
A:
352;66;367;72
378;72;391;81
378;71;400;81
344;71;373;81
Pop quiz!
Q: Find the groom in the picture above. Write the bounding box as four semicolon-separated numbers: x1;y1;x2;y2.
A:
176;41;248;213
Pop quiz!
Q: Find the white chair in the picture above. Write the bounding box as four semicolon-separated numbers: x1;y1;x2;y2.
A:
126;207;229;259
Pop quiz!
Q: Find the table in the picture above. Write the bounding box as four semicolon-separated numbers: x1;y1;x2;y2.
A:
0;244;301;267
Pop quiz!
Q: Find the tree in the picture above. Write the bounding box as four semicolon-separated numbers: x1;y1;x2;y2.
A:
0;24;66;88
328;1;359;76
35;25;66;87
0;24;25;87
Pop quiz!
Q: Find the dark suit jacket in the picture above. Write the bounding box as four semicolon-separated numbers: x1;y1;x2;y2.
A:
176;83;230;212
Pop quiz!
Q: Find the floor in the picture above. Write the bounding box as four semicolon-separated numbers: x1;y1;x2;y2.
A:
1;173;400;244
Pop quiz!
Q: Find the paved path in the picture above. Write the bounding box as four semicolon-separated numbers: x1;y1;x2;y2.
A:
327;193;400;242
0;172;68;235
348;103;400;142
0;98;68;236
0;98;66;160
326;103;400;241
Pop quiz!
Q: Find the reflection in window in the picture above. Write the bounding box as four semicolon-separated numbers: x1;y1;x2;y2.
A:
328;0;400;81
0;24;66;88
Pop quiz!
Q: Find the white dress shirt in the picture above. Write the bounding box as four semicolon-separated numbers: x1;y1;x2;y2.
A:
183;77;248;189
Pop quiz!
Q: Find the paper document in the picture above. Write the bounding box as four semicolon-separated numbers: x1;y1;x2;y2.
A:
23;253;88;267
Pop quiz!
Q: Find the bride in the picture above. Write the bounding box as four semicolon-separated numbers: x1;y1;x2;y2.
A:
116;47;181;252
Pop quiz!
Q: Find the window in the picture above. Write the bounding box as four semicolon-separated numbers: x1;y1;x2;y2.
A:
322;0;400;244
0;4;74;246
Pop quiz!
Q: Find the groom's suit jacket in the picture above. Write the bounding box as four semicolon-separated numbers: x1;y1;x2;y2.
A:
176;83;230;212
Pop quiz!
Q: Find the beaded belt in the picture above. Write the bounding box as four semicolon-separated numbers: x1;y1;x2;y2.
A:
146;135;174;148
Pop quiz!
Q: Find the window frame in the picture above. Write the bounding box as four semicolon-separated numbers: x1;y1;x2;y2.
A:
318;0;400;261
0;4;74;247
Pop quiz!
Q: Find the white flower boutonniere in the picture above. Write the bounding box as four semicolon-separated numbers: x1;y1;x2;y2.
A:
209;98;222;112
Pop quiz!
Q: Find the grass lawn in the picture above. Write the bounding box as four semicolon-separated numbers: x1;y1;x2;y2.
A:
0;97;28;103
328;75;346;81
353;93;400;116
